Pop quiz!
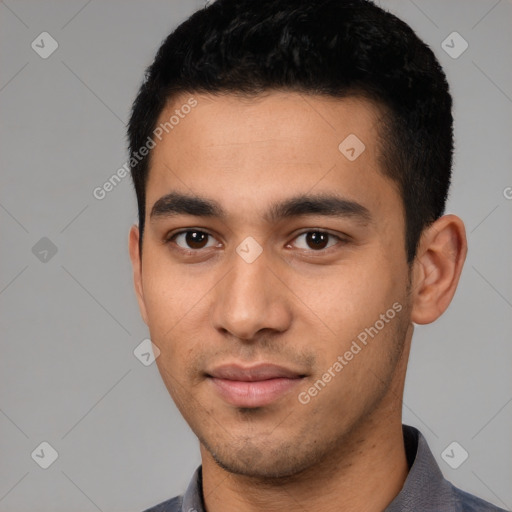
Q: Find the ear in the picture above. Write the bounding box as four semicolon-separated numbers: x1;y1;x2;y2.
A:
411;214;467;324
129;224;148;325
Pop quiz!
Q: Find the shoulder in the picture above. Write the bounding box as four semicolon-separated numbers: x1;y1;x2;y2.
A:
141;495;182;512
142;466;203;512
394;426;507;512
449;483;508;512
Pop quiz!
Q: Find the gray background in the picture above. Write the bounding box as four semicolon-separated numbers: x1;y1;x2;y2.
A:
0;0;511;511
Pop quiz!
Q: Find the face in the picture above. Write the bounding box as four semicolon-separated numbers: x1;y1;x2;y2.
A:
130;92;414;478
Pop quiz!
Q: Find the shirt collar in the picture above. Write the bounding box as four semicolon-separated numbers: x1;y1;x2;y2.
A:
384;424;456;511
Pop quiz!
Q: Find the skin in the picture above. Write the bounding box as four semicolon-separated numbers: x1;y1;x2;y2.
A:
129;91;467;512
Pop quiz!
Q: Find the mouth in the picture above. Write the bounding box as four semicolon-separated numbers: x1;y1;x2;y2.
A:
206;363;306;408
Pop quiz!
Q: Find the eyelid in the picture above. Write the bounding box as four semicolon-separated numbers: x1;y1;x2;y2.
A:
287;229;346;252
164;228;221;249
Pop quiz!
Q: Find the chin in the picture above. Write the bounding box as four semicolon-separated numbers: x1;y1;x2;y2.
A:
205;436;322;480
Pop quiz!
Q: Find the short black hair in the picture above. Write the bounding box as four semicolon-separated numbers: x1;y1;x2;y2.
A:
128;0;453;262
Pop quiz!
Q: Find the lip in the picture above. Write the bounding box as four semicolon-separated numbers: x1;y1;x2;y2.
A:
207;363;305;408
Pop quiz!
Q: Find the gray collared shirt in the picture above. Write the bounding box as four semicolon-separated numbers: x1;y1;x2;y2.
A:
143;425;506;512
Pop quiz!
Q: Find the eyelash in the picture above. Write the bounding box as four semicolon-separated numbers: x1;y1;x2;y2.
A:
164;229;347;256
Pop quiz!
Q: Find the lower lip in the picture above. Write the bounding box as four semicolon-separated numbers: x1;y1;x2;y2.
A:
209;377;303;408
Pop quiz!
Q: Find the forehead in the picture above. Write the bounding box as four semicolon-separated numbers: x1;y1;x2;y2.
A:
155;91;382;161
145;91;400;222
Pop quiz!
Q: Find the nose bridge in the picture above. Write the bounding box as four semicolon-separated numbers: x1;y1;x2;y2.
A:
229;255;266;303
211;246;290;340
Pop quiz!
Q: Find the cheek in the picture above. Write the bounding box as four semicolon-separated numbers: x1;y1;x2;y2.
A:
141;260;197;360
298;264;407;391
296;267;409;408
291;257;400;337
141;253;223;379
142;250;205;325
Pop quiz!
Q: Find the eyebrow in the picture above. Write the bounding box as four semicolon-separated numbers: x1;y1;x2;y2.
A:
150;191;372;224
150;192;223;220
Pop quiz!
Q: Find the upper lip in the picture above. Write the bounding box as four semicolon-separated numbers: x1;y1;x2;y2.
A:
207;363;304;382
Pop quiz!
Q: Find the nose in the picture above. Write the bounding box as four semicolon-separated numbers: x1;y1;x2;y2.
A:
210;247;292;341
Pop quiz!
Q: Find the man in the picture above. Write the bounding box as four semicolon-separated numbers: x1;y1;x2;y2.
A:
127;0;505;510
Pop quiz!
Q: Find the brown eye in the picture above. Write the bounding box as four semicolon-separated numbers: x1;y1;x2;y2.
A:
172;230;217;250
306;232;329;249
292;231;340;251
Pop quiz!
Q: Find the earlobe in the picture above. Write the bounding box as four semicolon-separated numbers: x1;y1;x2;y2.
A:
411;215;467;325
128;224;149;325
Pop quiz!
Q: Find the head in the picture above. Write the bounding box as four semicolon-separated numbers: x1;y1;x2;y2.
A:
128;0;466;478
